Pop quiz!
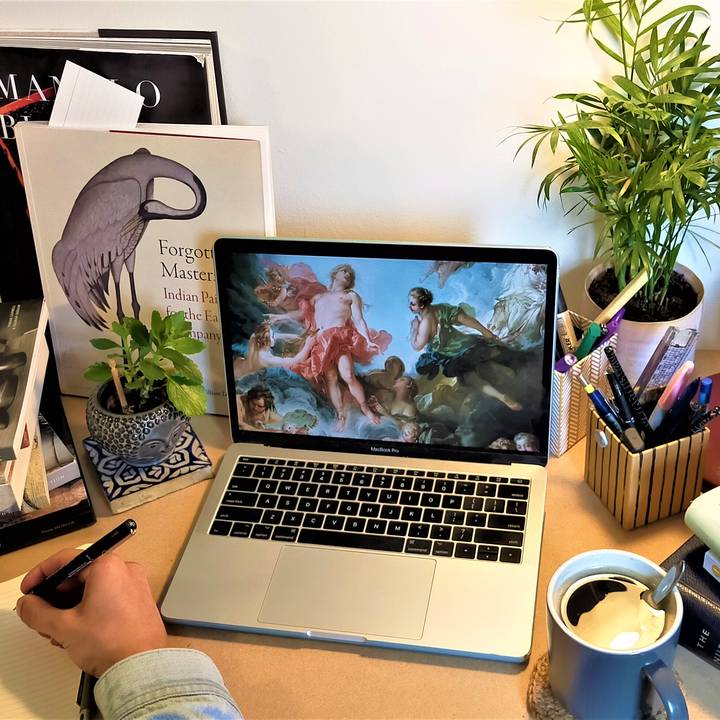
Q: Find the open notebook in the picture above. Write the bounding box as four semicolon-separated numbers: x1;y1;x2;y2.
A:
0;569;83;719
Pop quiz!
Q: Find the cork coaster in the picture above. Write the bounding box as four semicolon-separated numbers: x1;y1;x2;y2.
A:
527;653;670;720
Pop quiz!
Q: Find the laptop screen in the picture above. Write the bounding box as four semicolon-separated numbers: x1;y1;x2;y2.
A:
214;239;557;464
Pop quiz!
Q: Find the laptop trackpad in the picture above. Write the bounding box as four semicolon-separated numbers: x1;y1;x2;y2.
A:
258;546;435;639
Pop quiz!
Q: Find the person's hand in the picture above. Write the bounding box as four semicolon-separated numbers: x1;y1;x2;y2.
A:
16;549;167;677
410;317;420;334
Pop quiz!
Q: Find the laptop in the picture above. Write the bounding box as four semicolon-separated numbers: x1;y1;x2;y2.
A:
162;238;557;661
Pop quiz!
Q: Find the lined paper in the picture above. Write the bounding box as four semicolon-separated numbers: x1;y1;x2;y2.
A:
0;571;83;718
49;60;143;129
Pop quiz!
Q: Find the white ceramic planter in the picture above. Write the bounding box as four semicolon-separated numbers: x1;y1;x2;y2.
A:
584;263;704;385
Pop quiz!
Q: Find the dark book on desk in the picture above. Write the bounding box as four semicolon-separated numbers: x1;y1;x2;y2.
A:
662;535;720;669
0;31;225;303
84;426;213;514
0;358;95;556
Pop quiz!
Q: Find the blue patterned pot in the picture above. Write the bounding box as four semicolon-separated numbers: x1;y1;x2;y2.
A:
86;382;189;467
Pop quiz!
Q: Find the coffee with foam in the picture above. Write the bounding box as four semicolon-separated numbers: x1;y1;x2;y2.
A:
560;573;666;651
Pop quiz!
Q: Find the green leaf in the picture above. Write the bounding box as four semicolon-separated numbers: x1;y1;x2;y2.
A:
612;75;648;101
165;311;191;337
159;348;203;383
633;55;651;89
591;36;626;65
682;169;706;188
139;359;166;381
167;378;207;416
84;361;112;383
663;189;675;220
90;337;120;350
111;320;129;339
647;93;697;106
168;373;198;386
151;310;163;340
638;6;707;39
167;337;206;355
649;27;660;71
128;320;150;347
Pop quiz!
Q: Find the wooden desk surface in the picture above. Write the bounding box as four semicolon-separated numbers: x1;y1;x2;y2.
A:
3;352;719;718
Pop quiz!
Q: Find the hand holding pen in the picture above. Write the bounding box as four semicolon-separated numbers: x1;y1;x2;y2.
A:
15;521;167;684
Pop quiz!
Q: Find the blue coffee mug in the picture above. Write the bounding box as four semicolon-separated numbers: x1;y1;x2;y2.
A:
547;549;687;720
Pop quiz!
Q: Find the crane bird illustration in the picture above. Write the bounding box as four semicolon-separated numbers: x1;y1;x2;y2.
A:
52;148;207;329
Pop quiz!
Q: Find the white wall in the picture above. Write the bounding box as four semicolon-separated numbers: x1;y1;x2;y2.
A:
3;0;719;347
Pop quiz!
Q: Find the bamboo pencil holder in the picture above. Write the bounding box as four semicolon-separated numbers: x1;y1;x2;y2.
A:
585;409;710;530
550;313;618;457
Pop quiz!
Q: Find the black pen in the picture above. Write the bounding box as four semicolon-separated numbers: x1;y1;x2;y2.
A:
607;371;634;426
29;519;137;604
690;405;720;434
604;347;654;440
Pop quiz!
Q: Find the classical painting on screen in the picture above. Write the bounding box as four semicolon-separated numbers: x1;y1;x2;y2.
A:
225;254;548;453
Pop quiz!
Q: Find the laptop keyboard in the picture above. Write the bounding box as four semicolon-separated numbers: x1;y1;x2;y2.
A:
209;456;530;563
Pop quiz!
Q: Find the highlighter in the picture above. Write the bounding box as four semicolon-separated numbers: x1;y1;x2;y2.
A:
648;360;694;431
555;353;578;373
574;323;602;360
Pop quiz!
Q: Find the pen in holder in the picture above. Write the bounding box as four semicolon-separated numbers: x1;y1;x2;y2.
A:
550;312;618;456
585;409;709;530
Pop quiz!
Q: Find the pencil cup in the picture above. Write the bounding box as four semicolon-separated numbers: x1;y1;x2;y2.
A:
584;409;710;530
550;313;618;457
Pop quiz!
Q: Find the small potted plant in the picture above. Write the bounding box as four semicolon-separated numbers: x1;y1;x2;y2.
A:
84;310;207;467
516;0;719;379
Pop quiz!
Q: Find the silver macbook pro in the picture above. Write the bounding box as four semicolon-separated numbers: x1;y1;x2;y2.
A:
162;238;557;661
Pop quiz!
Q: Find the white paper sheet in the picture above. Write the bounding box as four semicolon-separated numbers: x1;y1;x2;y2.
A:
49;60;143;129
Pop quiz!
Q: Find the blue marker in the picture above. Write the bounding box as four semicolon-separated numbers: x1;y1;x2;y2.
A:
698;377;713;413
578;372;623;436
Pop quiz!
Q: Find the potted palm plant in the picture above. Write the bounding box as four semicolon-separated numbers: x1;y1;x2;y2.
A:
516;0;719;380
84;310;207;467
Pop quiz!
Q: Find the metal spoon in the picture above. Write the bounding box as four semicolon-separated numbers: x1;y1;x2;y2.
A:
641;561;685;610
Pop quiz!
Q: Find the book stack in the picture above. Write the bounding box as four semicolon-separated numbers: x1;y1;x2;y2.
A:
662;536;720;669
0;299;95;555
0;299;49;516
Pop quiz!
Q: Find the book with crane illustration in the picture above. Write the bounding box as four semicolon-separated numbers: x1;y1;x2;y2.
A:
16;123;276;414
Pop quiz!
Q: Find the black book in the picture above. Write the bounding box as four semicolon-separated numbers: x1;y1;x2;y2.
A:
98;29;228;124
662;535;720;669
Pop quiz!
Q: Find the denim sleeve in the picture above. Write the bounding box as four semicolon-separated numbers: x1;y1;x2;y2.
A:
93;648;243;720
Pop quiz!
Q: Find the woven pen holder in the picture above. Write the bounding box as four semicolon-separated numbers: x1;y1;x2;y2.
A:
585;409;709;530
550;312;618;457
